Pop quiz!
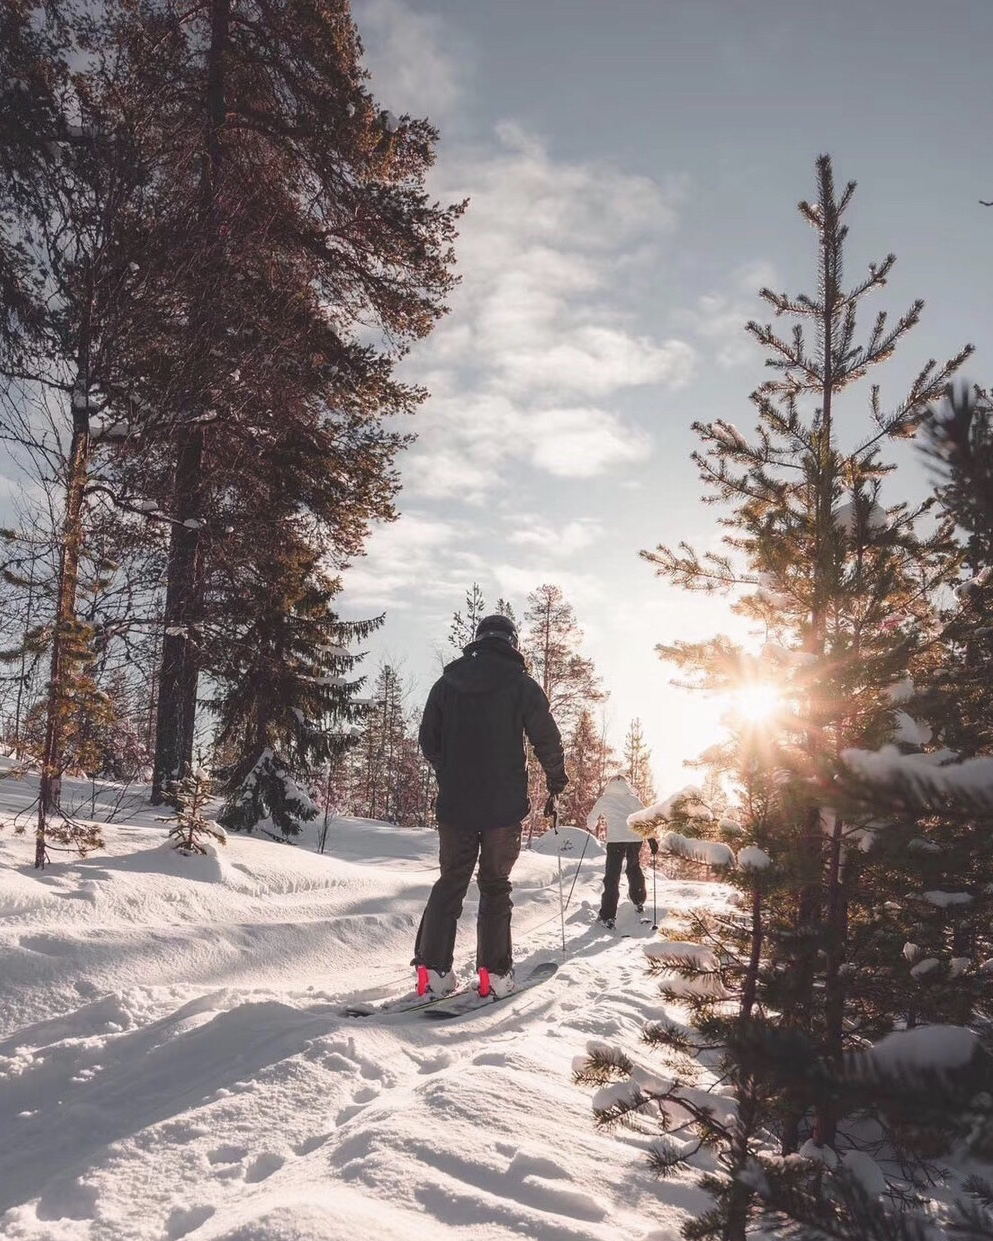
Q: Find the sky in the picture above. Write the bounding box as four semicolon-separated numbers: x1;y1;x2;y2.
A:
341;0;993;796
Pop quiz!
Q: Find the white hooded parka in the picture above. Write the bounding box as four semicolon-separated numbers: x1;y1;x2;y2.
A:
586;776;650;844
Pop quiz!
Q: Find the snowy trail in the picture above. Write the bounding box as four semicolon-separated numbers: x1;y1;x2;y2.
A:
0;786;732;1241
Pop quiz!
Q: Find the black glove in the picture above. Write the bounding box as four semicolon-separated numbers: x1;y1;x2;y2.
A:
543;793;558;817
648;837;659;855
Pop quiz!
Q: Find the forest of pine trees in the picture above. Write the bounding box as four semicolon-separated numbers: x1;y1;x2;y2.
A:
0;0;461;862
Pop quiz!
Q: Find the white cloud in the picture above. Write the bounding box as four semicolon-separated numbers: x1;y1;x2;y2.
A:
491;563;603;610
508;518;603;557
526;407;649;477
401;451;496;504
403;395;649;493
434;123;692;402
498;328;695;399
354;4;695;512
353;0;462;123
678;261;778;368
342;513;479;609
392;120;693;497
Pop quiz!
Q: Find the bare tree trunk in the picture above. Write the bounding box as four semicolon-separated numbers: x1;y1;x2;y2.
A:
152;425;204;801
740;887;763;1020
151;0;230;801
817;814;847;1148
12;560;35;757
145;603;162;754
36;377;90;866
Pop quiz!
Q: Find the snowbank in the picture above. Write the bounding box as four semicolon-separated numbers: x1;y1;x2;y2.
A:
530;825;605;858
0;770;730;1241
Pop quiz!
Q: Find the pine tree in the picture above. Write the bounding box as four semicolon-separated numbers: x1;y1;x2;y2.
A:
0;1;168;862
522;584;604;727
212;539;374;837
352;663;410;823
623;717;656;803
135;0;463;801
448;583;487;653
521;584;606;838
593;711;617;800
560;708;602;827
641;154;972;1169
917;387;993;755
823;388;993;1025
167;769;226;855
495;598;517;625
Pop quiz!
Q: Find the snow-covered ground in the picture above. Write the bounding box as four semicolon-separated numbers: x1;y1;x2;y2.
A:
0;770;737;1241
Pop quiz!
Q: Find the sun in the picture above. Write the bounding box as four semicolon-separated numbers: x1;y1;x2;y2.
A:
731;682;782;725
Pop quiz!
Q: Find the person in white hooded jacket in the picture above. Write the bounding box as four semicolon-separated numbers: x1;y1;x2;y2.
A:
586;774;658;927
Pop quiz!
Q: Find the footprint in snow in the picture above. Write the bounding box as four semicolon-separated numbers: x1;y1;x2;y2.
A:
323;1051;358;1073
166;1204;215;1239
416;1050;453;1074
206;1145;248;1165
292;1133;330;1156
18;933;74;956
34;1177;99;1222
334;1086;380;1127
471;1051;508;1068
244;1153;286;1183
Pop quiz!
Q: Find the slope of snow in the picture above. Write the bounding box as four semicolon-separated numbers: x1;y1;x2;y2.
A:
0;772;736;1241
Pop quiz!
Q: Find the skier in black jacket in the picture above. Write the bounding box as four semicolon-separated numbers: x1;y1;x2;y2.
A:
414;613;567;999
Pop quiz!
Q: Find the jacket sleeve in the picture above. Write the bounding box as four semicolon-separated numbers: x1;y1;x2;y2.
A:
523;681;568;794
586;794;606;832
418;680;444;772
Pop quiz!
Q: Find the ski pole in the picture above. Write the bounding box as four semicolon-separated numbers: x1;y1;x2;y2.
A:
652;845;658;931
552;806;566;957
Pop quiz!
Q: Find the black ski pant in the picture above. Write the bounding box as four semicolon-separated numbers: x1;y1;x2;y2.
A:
414;821;522;976
598;841;646;921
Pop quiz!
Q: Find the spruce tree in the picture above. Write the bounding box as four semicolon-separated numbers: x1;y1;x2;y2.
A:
641;153;972;1166
167;769;226;855
918;387;993;755
212;539;374;837
351;663;410;823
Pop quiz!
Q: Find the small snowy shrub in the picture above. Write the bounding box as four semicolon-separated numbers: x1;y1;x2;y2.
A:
166;770;226;855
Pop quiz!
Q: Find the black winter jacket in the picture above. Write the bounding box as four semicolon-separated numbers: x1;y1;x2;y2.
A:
418;637;568;831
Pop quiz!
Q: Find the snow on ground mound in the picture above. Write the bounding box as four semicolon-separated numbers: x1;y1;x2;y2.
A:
530;824;604;858
0;776;733;1241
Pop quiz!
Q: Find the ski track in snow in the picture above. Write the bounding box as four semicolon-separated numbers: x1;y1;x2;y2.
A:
0;769;732;1241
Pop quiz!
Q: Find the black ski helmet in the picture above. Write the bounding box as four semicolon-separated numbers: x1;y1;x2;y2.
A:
474;613;519;649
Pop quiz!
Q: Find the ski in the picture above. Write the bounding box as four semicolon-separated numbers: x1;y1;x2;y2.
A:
419;960;558;1021
342;984;474;1019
